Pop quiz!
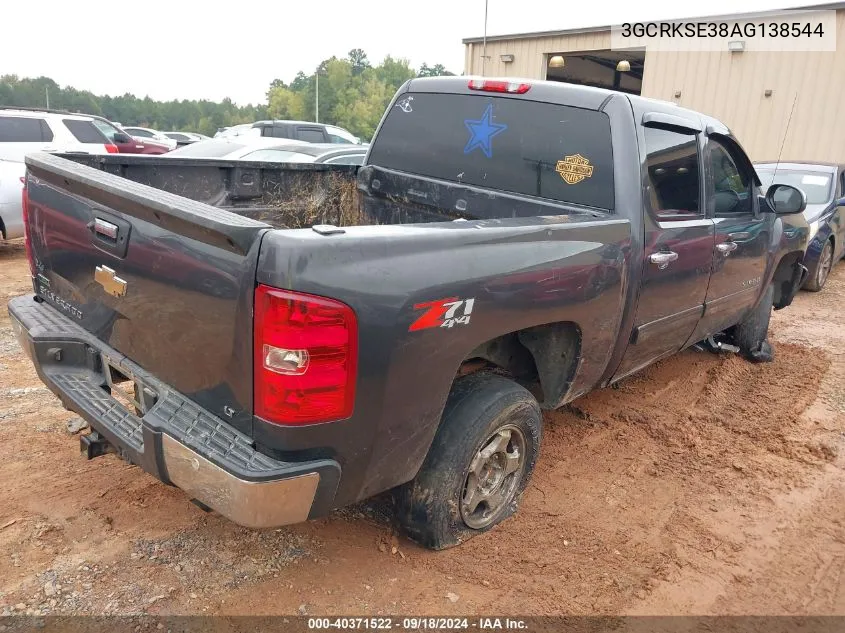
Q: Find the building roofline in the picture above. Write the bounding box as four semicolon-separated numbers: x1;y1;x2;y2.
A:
462;2;845;43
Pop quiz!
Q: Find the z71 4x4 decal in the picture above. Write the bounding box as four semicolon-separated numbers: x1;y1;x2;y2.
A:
409;297;476;331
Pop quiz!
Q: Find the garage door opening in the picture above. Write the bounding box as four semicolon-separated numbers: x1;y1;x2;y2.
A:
546;50;645;95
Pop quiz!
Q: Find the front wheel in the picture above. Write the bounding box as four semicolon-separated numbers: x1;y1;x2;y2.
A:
395;373;542;550
805;239;834;292
731;283;774;363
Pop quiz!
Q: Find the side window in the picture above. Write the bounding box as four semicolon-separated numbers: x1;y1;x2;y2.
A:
708;139;753;216
296;128;327;143
840;171;845;197
40;120;55;142
643;126;701;218
63;119;110;144
328;134;352;144
0;116;50;142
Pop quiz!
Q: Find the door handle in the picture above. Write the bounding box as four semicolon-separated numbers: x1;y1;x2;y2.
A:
716;241;739;255
649;250;679;269
728;231;751;241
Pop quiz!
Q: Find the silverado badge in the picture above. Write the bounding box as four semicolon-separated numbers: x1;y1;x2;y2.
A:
555;154;594;185
95;265;127;298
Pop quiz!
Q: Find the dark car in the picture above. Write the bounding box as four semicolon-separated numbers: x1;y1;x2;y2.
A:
215;121;361;144
90;117;172;155
755;162;845;291
12;77;810;550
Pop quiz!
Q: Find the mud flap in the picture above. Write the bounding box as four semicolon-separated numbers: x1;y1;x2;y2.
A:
744;339;774;363
774;261;809;310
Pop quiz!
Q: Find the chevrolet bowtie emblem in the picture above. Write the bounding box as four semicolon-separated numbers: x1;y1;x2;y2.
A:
95;265;127;298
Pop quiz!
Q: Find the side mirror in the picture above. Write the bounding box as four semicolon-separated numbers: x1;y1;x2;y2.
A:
836;197;845;207
765;184;807;215
113;132;131;144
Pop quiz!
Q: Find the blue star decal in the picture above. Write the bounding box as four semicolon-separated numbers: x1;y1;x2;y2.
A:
464;104;507;158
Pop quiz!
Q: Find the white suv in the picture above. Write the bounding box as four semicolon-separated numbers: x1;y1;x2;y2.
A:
0;108;117;162
0;109;117;240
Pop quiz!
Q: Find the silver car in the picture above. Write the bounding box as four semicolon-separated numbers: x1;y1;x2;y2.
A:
0;158;25;239
166;138;368;165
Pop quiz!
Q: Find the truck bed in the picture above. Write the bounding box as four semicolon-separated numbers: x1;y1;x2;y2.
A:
63;153;365;229
60;154;609;228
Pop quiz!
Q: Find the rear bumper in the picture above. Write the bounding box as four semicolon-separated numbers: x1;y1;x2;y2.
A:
8;294;340;528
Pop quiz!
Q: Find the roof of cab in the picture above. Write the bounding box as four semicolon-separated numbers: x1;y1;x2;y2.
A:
405;75;729;134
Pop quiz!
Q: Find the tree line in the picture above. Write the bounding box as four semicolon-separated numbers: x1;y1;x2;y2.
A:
0;50;454;140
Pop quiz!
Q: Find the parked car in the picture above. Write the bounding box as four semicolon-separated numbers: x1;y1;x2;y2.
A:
214;120;361;144
0;107;117;162
755;162;845;291
162;132;208;147
167;138;367;165
0;158;25;239
11;77;809;549
121;126;178;150
89;117;172;155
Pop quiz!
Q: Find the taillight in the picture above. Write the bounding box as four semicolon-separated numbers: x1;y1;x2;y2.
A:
105;144;119;153
468;79;531;94
20;176;35;278
254;285;357;426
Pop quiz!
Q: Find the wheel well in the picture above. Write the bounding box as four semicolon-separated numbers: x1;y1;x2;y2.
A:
458;322;581;409
771;251;803;309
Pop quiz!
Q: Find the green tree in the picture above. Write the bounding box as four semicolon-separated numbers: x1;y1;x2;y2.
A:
418;63;455;77
267;86;306;120
0;51;455;141
348;48;371;75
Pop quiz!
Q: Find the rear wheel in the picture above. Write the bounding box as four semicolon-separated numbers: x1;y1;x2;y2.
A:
395;373;541;550
805;239;834;292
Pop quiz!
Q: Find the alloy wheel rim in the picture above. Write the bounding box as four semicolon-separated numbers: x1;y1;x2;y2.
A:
460;424;527;529
819;242;833;287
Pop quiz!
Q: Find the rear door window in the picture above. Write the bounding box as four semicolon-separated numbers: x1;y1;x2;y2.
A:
643;127;702;218
63;119;110;144
0;116;52;142
296;128;328;143
368;92;614;210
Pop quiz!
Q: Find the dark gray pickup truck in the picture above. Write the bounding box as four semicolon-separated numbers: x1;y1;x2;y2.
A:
10;77;810;549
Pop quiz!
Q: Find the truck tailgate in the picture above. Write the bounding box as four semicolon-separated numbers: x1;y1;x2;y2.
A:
23;152;270;436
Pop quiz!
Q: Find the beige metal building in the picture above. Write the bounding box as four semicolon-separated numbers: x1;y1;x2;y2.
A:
463;4;845;162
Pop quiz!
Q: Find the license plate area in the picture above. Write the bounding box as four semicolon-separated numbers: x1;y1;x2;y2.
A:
101;354;157;416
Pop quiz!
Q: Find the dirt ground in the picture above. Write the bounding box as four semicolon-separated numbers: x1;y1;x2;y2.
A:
0;236;843;618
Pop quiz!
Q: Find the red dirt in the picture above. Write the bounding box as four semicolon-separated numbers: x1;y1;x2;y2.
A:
1;237;843;617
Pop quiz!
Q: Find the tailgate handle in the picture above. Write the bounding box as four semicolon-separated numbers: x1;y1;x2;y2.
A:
87;211;131;258
94;218;119;240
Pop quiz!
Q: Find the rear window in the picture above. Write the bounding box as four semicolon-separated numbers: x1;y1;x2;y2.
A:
63;119;109;144
368;93;614;210
0;116;53;142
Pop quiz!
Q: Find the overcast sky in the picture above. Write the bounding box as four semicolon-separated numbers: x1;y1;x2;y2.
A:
0;0;824;105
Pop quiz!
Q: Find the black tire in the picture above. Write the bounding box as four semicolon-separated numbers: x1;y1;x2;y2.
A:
395;373;542;550
732;283;775;363
805;239;834;292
